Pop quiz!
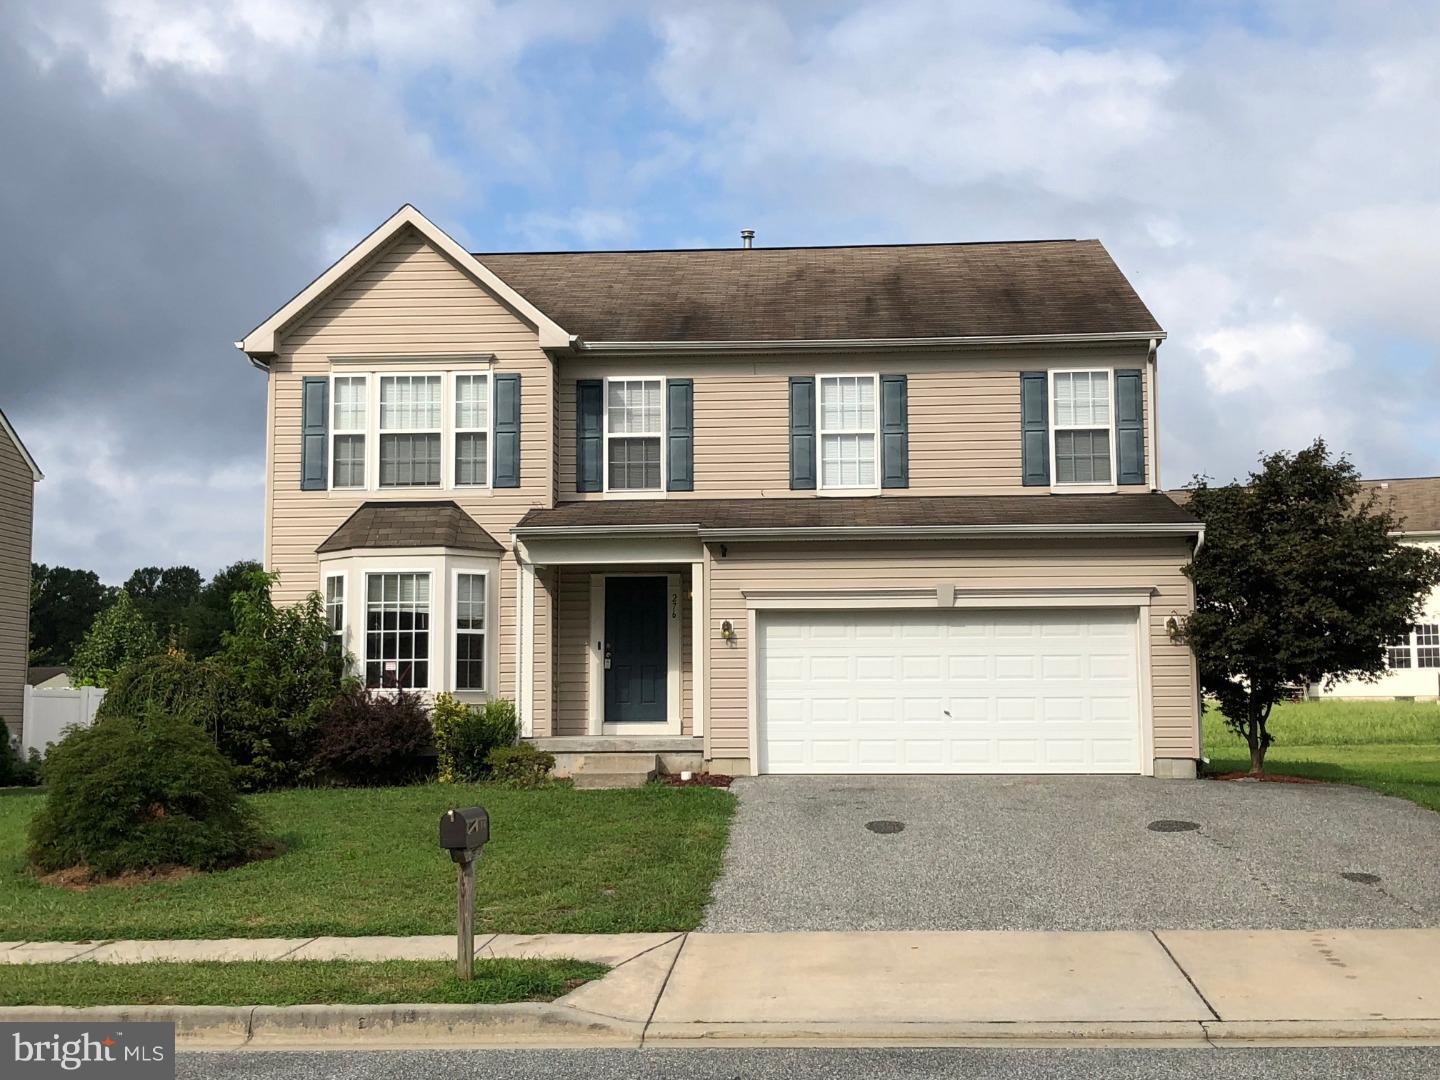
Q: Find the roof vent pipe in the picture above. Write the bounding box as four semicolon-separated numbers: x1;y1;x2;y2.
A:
740;229;755;249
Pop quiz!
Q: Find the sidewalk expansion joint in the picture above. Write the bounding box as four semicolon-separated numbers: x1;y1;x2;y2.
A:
275;937;319;960
608;932;684;971
639;932;687;1043
1151;930;1220;1022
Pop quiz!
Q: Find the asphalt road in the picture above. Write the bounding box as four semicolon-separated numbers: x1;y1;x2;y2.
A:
179;1046;1440;1079
702;775;1440;931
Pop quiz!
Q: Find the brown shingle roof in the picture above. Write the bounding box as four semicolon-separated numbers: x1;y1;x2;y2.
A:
318;501;504;554
1168;477;1440;535
515;494;1197;534
477;240;1162;343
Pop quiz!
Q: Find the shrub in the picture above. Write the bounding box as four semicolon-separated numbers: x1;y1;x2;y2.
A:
70;593;162;687
1;733;42;787
312;689;433;786
432;695;519;783
485;744;555;788
214;570;347;789
98;652;235;744
27;708;266;877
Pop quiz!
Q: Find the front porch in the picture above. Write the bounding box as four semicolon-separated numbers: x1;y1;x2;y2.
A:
516;533;709;781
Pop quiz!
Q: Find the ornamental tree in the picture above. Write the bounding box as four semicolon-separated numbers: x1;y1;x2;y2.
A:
1182;439;1440;775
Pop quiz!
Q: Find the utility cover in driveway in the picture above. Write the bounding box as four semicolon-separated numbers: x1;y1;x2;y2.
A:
757;608;1142;774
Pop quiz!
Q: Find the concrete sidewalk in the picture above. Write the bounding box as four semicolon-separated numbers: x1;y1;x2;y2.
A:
3;929;1438;1047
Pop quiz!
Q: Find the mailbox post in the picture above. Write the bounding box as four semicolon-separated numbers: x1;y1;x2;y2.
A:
439;806;489;980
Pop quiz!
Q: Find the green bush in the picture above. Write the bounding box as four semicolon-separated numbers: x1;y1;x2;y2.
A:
1;733;42;787
312;689;434;786
27;708;267;877
432;695;519;782
70;593;162;687
98;653;235;744
484;744;554;788
213;571;347;789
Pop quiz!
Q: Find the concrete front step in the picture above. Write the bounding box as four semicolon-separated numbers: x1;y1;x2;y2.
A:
562;752;662;789
573;771;656;790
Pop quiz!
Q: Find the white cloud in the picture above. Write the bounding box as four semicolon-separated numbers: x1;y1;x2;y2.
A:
1195;318;1352;395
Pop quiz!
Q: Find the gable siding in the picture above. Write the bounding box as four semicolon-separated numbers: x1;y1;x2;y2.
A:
555;347;1150;499
704;536;1198;766
0;431;35;737
266;227;552;721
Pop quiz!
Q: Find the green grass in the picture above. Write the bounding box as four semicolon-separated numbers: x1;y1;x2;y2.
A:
0;959;608;1007
1203;699;1440;813
0;782;734;941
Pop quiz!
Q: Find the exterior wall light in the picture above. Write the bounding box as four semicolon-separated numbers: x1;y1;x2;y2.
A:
720;619;735;641
1165;614;1182;641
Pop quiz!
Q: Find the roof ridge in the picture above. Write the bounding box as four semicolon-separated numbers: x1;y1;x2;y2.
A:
474;238;1089;257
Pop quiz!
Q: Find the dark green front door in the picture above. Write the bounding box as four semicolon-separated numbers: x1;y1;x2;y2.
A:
604;576;668;723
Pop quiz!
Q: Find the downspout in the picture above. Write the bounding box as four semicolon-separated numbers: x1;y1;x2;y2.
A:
1145;337;1160;490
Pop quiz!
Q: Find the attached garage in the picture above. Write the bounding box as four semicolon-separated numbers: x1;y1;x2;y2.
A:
756;607;1146;775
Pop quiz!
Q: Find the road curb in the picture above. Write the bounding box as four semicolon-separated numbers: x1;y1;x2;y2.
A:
3;1006;1438;1049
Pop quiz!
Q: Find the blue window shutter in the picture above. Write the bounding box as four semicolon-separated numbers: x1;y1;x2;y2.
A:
880;374;908;489
301;376;328;491
1020;371;1050;487
575;379;603;492
789;377;816;490
492;373;521;488
1115;368;1145;485
666;379;694;491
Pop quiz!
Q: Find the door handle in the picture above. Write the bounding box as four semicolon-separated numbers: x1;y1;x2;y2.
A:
603;641;613;670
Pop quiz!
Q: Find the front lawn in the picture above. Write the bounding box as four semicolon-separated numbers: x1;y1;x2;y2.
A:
0;782;733;941
0;958;607;1006
1203;699;1440;813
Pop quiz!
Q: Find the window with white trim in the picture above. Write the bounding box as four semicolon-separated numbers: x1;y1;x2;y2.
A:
1387;629;1413;669
1417;624;1440;668
331;376;368;489
325;574;345;649
454;572;487;690
606;378;663;491
365;572;431;689
818;375;877;489
1051;370;1113;485
379;375;442;487
453;373;489;487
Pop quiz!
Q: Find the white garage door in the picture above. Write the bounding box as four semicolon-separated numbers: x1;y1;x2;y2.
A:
757;608;1143;774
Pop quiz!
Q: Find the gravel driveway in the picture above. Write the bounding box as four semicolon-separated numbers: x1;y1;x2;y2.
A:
701;775;1440;931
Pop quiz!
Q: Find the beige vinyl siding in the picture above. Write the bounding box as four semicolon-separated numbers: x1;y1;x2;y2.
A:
556;348;1150;499
0;431;35;737
704;537;1198;763
265;226;553;706
552;566;694;736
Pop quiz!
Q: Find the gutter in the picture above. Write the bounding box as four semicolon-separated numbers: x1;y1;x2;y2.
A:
512;522;1203;541
576;330;1167;354
236;340;270;372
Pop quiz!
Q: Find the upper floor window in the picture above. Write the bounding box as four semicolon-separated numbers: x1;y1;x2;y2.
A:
819;375;877;490
606;378;663;491
1052;370;1113;486
332;376;368;489
379;375;442;487
454;374;489;487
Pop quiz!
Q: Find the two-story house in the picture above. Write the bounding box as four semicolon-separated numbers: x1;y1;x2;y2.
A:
1;407;41;742
240;206;1203;780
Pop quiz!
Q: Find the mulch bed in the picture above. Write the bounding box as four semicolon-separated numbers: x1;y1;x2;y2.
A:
1208;772;1323;785
661;773;734;788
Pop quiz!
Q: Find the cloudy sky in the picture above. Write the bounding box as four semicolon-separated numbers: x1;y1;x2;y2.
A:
3;0;1438;582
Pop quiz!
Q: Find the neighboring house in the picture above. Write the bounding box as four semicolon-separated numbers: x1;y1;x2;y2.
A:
240;205;1203;779
0;408;42;741
1312;477;1440;701
26;666;71;690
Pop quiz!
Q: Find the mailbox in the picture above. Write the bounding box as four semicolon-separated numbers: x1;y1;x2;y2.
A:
439;806;489;862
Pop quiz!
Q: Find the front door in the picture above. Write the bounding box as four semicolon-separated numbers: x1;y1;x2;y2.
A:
604;576;668;724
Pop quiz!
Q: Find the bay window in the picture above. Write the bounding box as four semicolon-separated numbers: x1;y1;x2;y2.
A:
379;375;442;487
1052;370;1113;486
606;378;663;491
325;574;345;650
365;572;431;689
818;375;877;489
454;572;487;690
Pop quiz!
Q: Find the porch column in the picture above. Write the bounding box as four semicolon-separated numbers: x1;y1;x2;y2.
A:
691;560;705;740
515;551;537;737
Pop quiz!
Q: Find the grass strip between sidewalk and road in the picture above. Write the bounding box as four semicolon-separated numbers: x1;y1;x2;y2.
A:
1203;700;1440;813
0;782;734;941
0;958;609;1007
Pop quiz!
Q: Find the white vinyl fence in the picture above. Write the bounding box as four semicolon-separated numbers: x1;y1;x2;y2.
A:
21;686;105;758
